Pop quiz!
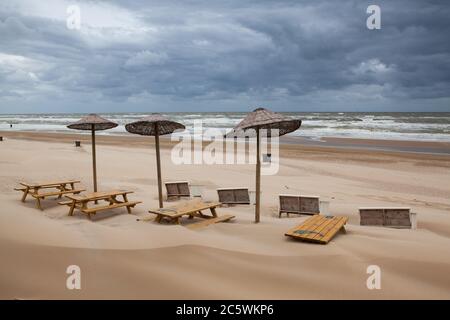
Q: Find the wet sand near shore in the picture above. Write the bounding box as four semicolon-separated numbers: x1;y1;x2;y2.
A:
1;130;450;158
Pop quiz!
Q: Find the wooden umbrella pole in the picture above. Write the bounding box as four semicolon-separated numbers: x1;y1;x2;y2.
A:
155;125;163;208
255;127;261;223
91;125;98;193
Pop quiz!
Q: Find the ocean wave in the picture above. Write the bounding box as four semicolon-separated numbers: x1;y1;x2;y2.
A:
1;112;449;142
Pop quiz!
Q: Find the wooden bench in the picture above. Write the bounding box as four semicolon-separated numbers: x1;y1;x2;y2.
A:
186;214;235;230
217;188;250;205
285;215;348;244
279;194;320;218
60;190;141;219
140;200;231;226
81;201;141;214
165;181;190;200
359;207;415;229
14;180;84;210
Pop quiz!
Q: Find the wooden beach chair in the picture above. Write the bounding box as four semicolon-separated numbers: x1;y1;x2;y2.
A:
165;181;190;200
217;188;250;205
278;194;320;218
141;200;235;227
14;180;85;210
59;190;141;219
359;207;415;229
285;215;348;244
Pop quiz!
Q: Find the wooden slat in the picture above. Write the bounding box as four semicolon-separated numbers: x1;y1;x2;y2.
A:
58;200;74;206
81;201;141;214
82;190;133;198
64;194;86;201
20;180;80;188
32;189;85;198
301;216;336;241
65;190;133;202
309;217;345;242
149;201;221;218
285;215;324;235
320;218;348;243
186;214;235;230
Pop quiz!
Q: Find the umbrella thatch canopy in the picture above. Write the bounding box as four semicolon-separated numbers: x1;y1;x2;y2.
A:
67;114;118;192
228;107;301;223
228;107;301;137
125;114;185;208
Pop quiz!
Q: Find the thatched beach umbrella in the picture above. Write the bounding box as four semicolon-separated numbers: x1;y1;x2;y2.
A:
125;114;185;208
67;114;118;192
227;108;301;223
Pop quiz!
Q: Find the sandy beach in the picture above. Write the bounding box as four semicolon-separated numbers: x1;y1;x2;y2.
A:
0;131;450;299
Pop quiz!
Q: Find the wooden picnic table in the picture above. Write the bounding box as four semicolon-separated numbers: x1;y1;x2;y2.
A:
142;200;234;227
14;180;85;210
59;190;141;219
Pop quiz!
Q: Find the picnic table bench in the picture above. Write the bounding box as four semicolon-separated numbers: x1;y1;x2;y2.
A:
139;200;235;227
14;180;85;210
59;190;141;219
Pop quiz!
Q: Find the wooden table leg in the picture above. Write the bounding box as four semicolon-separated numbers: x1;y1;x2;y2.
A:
210;207;218;217
81;201;88;215
58;184;67;199
123;194;131;214
69;200;76;216
36;197;43;210
155;214;162;223
21;187;29;202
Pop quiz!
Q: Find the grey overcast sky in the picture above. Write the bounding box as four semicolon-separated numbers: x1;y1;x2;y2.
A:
0;0;449;113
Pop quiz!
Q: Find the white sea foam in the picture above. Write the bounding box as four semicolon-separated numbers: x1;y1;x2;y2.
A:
0;112;449;142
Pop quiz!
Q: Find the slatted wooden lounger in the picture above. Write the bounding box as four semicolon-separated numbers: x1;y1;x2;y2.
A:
140;200;235;227
285;215;348;244
59;190;141;219
14;180;85;210
217;188;250;205
165;181;191;200
279;194;320;218
359;207;416;229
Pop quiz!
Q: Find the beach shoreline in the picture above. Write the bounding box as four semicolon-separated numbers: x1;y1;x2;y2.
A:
1;130;450;157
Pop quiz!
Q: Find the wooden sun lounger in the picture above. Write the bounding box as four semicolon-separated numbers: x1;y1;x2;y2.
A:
279;194;320;217
141;200;234;227
14;180;85;210
59;190;141;219
165;181;191;200
359;207;415;229
285;215;348;244
217;188;250;205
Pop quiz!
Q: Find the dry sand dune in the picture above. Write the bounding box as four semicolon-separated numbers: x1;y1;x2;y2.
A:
0;133;449;299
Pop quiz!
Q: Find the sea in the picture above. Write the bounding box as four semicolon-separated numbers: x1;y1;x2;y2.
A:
0;112;449;142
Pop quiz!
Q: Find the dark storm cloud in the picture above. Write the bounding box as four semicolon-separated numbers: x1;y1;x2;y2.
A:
0;0;449;112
